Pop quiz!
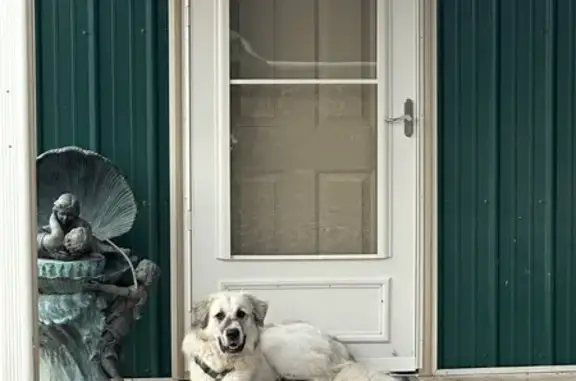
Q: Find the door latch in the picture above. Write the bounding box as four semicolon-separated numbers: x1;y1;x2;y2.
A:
384;98;414;138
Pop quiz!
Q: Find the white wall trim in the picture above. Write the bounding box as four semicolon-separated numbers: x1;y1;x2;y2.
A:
420;0;438;376
434;366;576;377
181;2;194;371
415;0;426;371
182;0;194;339
0;0;39;380
168;0;188;378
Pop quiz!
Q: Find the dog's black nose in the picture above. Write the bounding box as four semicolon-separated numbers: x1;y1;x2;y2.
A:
226;328;240;340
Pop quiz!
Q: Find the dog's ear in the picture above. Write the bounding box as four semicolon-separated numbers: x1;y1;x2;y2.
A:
248;295;269;327
190;298;211;329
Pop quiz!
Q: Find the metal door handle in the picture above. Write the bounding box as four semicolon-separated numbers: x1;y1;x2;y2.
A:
384;98;414;138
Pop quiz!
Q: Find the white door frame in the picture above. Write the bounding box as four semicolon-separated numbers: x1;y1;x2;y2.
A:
167;0;189;378
181;0;427;373
418;0;438;376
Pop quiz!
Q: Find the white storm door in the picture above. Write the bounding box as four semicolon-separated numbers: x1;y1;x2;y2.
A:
189;0;420;372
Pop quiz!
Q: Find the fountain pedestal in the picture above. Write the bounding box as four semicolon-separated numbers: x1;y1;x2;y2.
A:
39;293;108;380
38;254;134;380
36;147;161;381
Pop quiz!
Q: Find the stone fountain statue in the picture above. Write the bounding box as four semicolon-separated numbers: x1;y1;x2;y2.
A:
36;146;161;381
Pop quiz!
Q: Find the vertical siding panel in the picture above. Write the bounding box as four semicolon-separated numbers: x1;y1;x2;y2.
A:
554;0;576;365
570;0;576;361
36;0;59;148
97;0;115;159
457;0;478;367
55;0;74;145
510;0;534;365
572;1;576;359
530;0;555;365
155;0;172;363
497;0;518;366
122;0;144;373
35;0;51;150
35;0;171;377
438;0;461;367
474;0;499;367
87;0;99;150
110;0;132;168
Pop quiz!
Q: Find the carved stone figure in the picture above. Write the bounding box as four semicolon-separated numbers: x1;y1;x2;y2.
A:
36;146;160;381
38;193;93;260
87;259;161;381
38;191;132;262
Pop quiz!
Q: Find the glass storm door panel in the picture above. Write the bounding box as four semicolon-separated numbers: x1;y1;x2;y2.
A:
230;84;378;256
189;0;420;372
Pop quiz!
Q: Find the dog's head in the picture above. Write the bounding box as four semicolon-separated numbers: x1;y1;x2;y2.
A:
190;291;269;355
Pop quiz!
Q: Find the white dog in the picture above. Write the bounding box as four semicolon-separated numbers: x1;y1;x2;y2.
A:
182;291;401;381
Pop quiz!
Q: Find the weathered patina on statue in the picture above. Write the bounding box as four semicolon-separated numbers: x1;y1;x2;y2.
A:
36;146;161;381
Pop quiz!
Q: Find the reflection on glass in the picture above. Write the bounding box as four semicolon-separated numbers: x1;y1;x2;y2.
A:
230;85;377;255
229;0;377;79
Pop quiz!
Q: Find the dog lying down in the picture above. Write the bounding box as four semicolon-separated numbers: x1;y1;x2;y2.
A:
182;291;401;381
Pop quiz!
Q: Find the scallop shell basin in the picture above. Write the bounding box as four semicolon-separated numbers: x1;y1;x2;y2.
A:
36;146;138;291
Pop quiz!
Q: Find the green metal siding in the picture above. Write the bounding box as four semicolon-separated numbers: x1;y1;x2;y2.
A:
35;0;171;377
439;0;576;368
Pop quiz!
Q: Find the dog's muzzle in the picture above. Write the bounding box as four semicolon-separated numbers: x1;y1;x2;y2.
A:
218;328;245;354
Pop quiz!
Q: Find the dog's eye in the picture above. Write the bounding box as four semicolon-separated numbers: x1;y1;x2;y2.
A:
214;312;225;321
236;310;246;319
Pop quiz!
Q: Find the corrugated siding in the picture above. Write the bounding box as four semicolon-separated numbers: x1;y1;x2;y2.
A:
439;0;576;368
35;0;171;377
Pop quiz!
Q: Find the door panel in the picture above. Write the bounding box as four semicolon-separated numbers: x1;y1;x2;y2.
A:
189;0;419;372
231;84;377;255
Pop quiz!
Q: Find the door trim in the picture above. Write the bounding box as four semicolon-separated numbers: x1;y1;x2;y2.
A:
168;0;189;378
419;0;438;376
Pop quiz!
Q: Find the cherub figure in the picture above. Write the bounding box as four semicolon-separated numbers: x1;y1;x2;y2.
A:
86;259;161;381
37;193;94;260
37;192;132;260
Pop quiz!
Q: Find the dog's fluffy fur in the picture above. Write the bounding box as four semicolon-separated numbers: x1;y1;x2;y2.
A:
182;291;399;381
